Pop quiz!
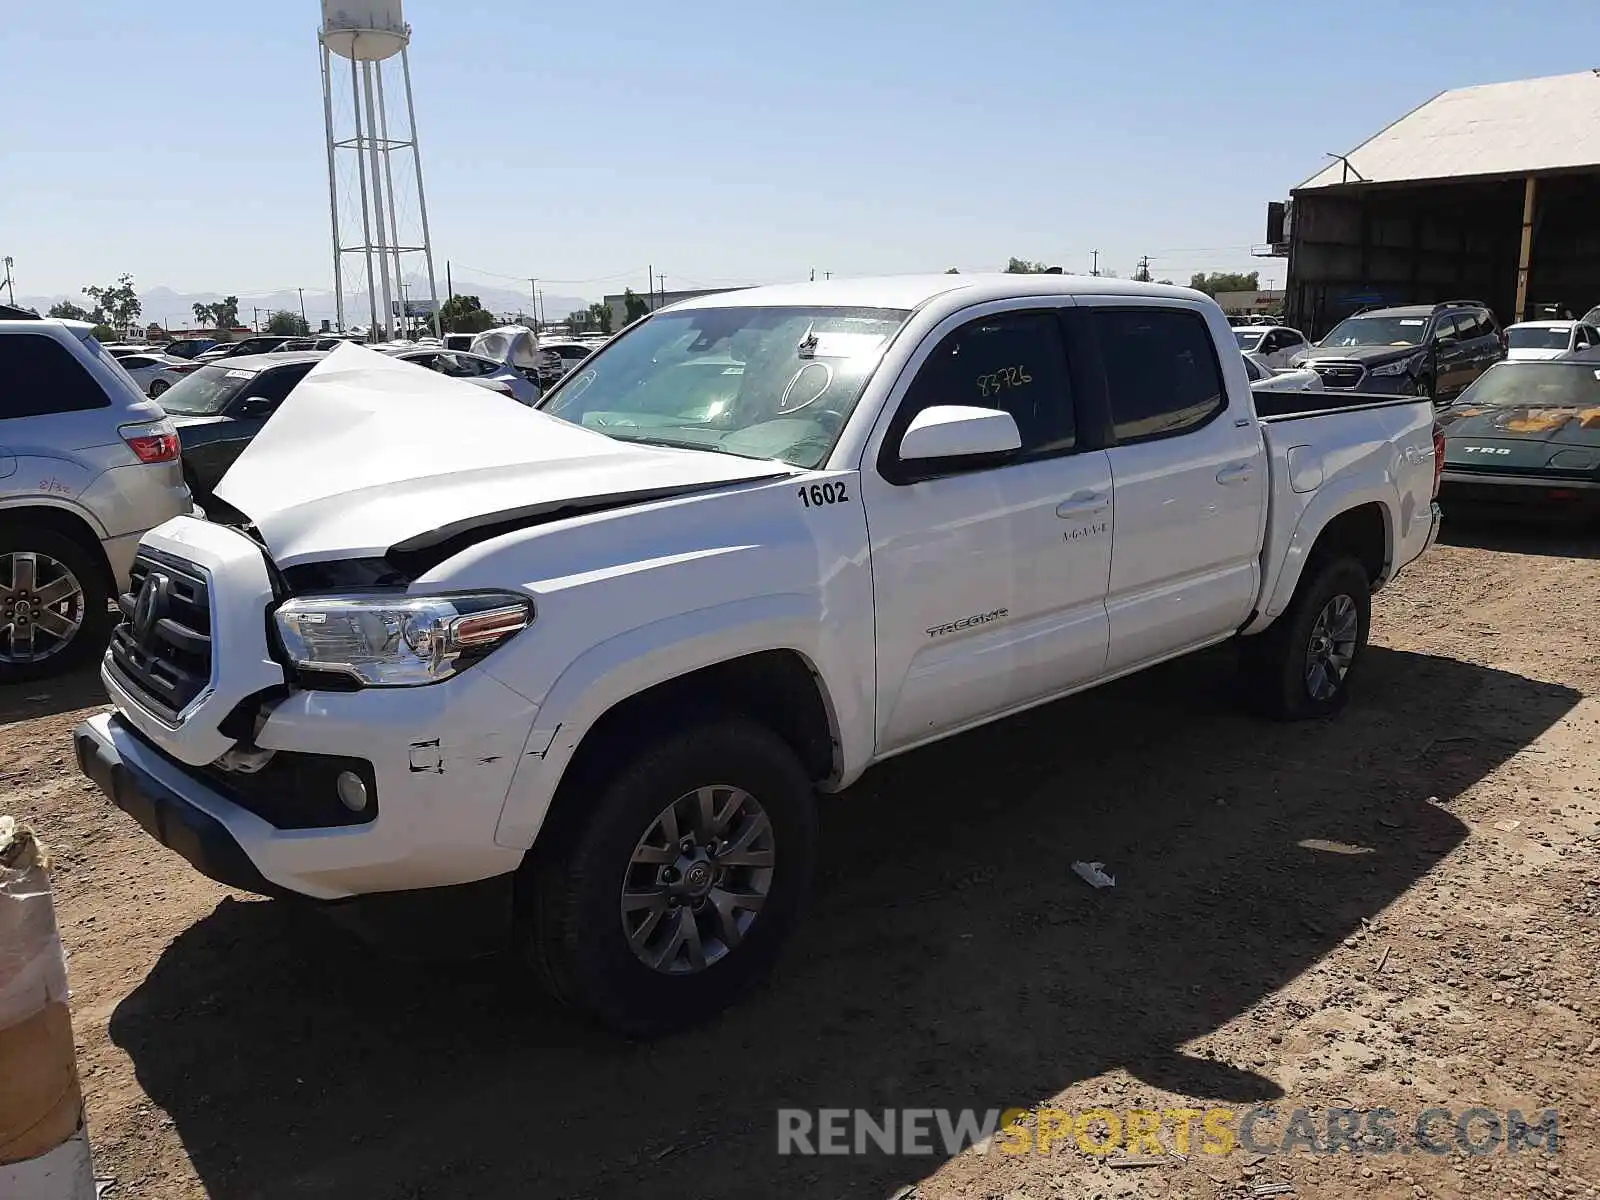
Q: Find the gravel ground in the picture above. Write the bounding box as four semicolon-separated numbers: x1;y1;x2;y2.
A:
3;524;1598;1200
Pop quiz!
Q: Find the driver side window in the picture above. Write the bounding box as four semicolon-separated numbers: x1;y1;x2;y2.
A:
892;310;1075;462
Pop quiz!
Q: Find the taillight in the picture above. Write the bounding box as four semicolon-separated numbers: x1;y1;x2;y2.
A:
170;363;200;374
1431;421;1445;499
121;419;181;464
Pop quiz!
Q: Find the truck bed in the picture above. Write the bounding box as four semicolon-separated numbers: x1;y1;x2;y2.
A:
1251;389;1431;421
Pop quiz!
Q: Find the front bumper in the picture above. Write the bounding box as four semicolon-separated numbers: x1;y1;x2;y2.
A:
75;713;293;898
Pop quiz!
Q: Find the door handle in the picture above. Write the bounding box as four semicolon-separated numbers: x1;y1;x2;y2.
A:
1056;490;1109;519
1216;464;1254;486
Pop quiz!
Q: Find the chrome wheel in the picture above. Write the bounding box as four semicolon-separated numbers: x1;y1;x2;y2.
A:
0;552;86;665
1304;593;1359;701
621;784;775;975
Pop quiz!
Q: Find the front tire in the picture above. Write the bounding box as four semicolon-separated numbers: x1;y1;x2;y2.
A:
1240;555;1372;720
0;526;112;684
519;716;819;1037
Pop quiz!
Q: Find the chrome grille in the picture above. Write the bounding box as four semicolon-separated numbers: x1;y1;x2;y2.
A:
108;551;213;721
1308;361;1365;389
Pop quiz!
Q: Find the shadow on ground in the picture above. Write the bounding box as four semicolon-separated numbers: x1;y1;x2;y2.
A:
109;647;1577;1199
0;661;107;726
1440;513;1599;560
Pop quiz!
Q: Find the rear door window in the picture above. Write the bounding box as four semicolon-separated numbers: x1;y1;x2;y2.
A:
1092;307;1226;443
245;362;317;407
0;334;111;419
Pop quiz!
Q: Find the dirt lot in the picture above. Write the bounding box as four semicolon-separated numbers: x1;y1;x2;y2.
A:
5;524;1600;1200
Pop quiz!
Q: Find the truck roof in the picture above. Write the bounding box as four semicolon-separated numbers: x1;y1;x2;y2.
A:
665;273;1205;314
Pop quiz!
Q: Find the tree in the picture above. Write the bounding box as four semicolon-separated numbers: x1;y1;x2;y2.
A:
82;273;141;331
945;267;960;274
89;324;118;343
586;301;613;335
437;293;498;335
623;288;650;324
265;310;309;336
1157;278;1174;285
1006;257;1048;274
47;300;90;320
1189;271;1260;297
191;295;241;332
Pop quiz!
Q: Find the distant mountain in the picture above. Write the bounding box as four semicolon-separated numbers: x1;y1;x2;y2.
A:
16;279;591;330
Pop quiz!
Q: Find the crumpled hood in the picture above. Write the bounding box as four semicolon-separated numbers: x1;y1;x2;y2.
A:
214;342;793;568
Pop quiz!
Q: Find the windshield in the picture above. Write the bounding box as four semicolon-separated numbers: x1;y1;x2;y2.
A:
1318;315;1428;348
156;363;256;415
1456;362;1600;409
538;305;911;467
1507;327;1572;350
1233;330;1266;351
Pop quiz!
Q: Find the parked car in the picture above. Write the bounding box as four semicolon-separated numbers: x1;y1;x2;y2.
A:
1297;301;1504;400
160;338;219;360
1436;355;1600;519
115;351;201;398
1502;320;1600;362
1233;324;1310;369
382;346;540;405
155;352;325;501
0;317;190;681
73;277;1441;1035
539;340;598;378
195;335;295;363
442;333;476;352
1242;352;1324;393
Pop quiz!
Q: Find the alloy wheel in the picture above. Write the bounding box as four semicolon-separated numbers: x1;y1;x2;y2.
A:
0;552;86;665
1304;593;1359;701
620;784;776;975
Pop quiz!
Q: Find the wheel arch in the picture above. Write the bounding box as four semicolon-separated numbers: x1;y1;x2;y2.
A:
1247;487;1395;636
493;599;851;852
0;500;116;590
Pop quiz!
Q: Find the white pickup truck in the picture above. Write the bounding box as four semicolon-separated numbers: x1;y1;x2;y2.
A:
74;275;1442;1035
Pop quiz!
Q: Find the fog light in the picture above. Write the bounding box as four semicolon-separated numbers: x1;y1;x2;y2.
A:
335;770;369;813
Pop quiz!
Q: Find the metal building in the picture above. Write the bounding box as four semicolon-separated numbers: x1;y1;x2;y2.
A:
1267;70;1600;338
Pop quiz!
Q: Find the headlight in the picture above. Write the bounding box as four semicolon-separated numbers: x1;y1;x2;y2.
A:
1369;356;1418;378
274;592;532;687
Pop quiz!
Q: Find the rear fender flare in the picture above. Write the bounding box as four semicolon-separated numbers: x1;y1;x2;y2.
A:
1244;479;1397;636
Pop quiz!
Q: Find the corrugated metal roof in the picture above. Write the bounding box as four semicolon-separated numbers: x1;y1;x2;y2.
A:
1297;70;1600;191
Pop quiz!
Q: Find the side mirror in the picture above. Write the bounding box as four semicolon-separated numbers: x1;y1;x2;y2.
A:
898;405;1021;463
1433;335;1457;348
235;396;274;417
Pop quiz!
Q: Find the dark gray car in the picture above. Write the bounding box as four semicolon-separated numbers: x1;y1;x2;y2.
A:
1299;302;1504;401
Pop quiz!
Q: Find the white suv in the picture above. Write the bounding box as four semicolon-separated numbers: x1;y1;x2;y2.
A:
0;318;191;682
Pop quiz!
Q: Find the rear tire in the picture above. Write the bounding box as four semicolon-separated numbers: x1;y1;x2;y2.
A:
1240;555;1371;721
149;379;170;398
518;716;818;1037
0;525;112;685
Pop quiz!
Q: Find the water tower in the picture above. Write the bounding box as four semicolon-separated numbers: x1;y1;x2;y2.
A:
319;1;440;340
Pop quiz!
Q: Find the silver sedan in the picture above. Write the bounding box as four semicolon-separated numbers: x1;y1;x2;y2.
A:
382;347;541;405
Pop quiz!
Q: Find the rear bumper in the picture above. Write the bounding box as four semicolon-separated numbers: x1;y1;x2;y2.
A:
1439;472;1600;519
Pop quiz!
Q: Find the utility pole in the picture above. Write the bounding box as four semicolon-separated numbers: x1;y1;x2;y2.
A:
445;260;453;301
647;264;653;313
1135;255;1152;283
297;287;308;330
658;274;666;308
528;278;537;327
252;306;260;332
1090;250;1100;277
2;256;13;306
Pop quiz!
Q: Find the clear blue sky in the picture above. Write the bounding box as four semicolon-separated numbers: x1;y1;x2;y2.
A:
3;0;1596;306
